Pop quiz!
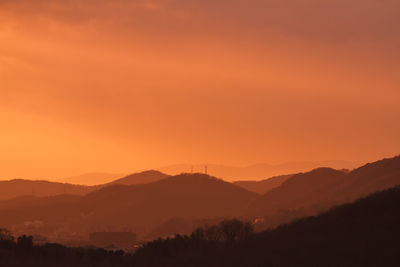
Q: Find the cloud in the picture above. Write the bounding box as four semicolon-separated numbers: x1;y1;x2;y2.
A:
1;0;400;42
0;0;399;177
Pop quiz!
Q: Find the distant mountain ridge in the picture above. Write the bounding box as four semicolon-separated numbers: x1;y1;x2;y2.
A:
58;172;124;185
106;170;169;186
0;179;93;201
0;155;399;241
0;170;169;201
233;174;293;194
0;173;258;237
159;160;361;181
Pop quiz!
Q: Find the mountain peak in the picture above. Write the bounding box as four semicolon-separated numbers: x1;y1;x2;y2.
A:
108;170;169;186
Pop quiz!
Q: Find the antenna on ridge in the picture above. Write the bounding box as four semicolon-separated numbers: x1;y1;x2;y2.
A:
205;165;208;175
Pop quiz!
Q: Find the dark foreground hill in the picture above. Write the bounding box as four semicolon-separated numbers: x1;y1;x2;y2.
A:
136;185;400;267
1;185;400;267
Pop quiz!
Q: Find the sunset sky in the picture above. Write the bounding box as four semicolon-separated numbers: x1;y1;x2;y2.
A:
1;0;399;180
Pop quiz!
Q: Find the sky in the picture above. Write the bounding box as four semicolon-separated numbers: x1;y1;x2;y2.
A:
1;0;399;180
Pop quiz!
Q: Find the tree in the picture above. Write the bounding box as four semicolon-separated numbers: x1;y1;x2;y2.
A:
17;235;33;250
191;219;253;244
0;228;14;241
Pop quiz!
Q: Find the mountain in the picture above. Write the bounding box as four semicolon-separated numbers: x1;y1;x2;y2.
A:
233;174;292;194
106;170;169;186
1;156;398;242
59;170;167;186
0;170;169;201
0;179;93;200
336;155;400;202
241;186;400;267
248;155;400;228
159;160;360;181
1;185;400;267
80;173;258;226
0;195;80;211
133;186;400;267
0;174;258;237
58;172;124;185
249;168;347;215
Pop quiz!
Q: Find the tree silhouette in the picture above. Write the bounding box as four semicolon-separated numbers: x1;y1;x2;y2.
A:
0;228;14;241
17;235;33;250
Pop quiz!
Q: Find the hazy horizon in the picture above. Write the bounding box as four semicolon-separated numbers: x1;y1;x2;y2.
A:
0;157;374;183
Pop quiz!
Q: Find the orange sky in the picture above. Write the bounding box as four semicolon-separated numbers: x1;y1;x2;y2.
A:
1;0;399;180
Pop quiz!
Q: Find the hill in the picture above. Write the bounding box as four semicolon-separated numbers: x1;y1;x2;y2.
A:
134;185;400;267
248;155;400;228
1;186;400;266
0;174;258;238
1;156;398;241
0;170;170;201
0;179;93;200
233;174;292;194
106;170;169;186
80;173;258;226
58;172;124;185
159;160;360;181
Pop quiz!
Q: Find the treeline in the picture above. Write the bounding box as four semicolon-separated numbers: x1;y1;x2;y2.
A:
0;232;132;267
2;186;400;267
0;220;251;267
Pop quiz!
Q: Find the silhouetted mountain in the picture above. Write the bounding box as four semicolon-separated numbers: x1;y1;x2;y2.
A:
0;170;169;201
233;174;292;194
1;156;398;242
0;174;258;236
248;155;400;228
248;168;346;215
336;155;400;202
58;172;124;185
2;186;400;266
106;170;169;186
159;160;360;181
133;185;400;267
80;174;258;227
0;179;93;200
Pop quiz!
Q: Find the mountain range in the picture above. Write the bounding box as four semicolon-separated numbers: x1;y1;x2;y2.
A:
249;155;400;228
0;155;399;242
58;172;124;185
0;179;93;201
233;174;292;194
158;160;361;180
0;170;169;201
133;185;400;267
0;174;257;239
